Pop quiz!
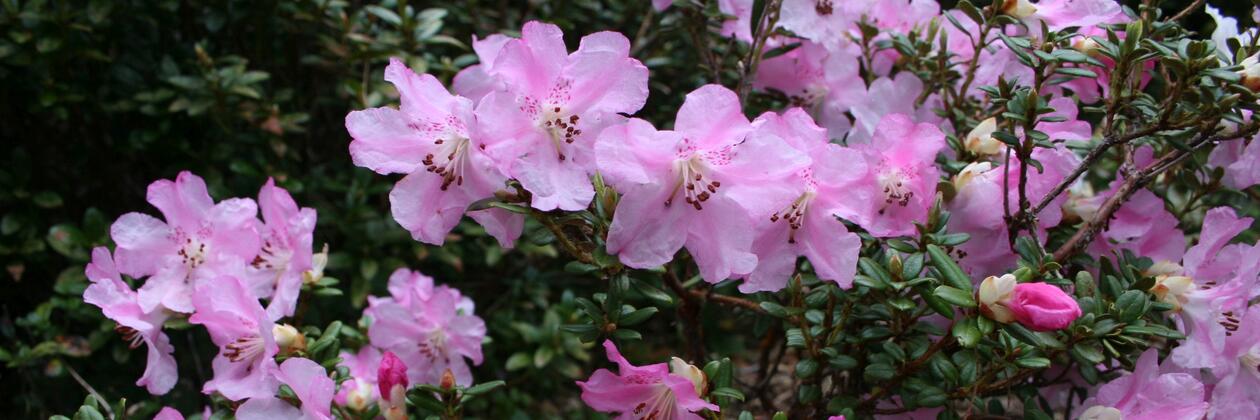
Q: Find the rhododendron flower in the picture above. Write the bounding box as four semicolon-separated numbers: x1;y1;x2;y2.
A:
835;113;945;237
577;340;718;419
778;0;857;46
153;407;184;420
236;357;334;420
1202;306;1260;419
755;41;866;137
1006;282;1081;331
452;34;513;101
189;275;279;400
1077;349;1208;420
246;179;316;321
1170;209;1260;371
368;269;485;387
949;146;1079;275
1208;136;1260;190
83;247;178;395
1087;148;1186;263
846;74;943;145
378;351;409;420
334;346;382;411
717;0;755;43
475;21;648;211
111;171;260;313
742;108;863;292
597;85;809;282
347;58;523;248
1017;0;1124;32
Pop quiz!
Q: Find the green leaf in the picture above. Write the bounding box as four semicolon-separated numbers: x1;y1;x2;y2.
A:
864;363;896;381
618;307;658;326
710;387;746;401
927;245;972;292
533;346;555;368
463;380;505;396
1115;290;1148;322
760;302;791;318
933;285;977;308
1054;67;1097;78
33;191;63;208
505;352;531;371
1015;356;1051;369
952;318;982;348
795;358;819;378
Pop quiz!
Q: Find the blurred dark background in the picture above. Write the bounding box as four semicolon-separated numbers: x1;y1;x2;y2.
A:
0;0;1253;417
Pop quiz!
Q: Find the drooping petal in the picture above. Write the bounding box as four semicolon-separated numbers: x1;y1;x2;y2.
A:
389;170;474;245
684;194;758;282
606;184;690;269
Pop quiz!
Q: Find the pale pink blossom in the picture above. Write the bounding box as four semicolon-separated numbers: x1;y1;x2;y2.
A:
1020;0;1125;32
110;171;259;313
334;346;382;411
153;408;184;420
717;0;755;43
475;21;649;211
247;179;316;321
742;108;863;292
778;0;858;46
1208;137;1260;190
189;275;279;400
1078;349;1208;420
1006;282;1081;331
1202;306;1260;420
834;113;945;237
755;41;866;138
577;340;718;419
83;247;178;395
236;357;335;420
367;269;485;387
846;74;944;145
597;85;809;282
346;58;524;248
452;34;513;101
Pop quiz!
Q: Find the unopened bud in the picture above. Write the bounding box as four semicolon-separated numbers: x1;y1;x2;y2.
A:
1079;406;1123;420
887;254;904;278
345;378;373;411
1239;54;1260;91
439;368;456;390
1001;0;1037;19
1073;37;1102;57
272;324;306;354
978;274;1017;323
1150;275;1194;311
303;244;330;285
953;162;994;192
669;357;708;395
378;351;409;420
963;118;1002;157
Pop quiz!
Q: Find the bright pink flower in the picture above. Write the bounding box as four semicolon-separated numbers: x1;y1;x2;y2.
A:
834;113;945;238
153;408;184;420
367;269;485;387
577;340;718;419
741;109;863;292
1078;349;1208;420
83;247;178;395
378;351;409;420
189;275;279;400
1170;214;1260;371
1005;282;1081;331
347;58;524;248
864;0;939;33
236;357;335;420
333;346;382;410
1022;0;1125;32
475;21;648;211
110;171;259;313
596;85;809;282
1202;306;1260;420
245;179;316;321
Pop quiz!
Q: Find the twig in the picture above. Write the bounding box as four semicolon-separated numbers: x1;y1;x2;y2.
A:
1166;0;1206;22
737;0;783;103
63;360;115;419
533;211;595;265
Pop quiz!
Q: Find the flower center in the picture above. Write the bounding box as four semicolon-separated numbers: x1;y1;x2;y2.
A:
225;333;266;362
815;0;834;15
632;384;678;420
419;329;449;362
115;324;144;349
251;235;293;274
665;154;721;210
770;190;817;244
422;135;473;191
877;166;914;213
1220;311;1242;337
174;229;209;269
540;106;582;161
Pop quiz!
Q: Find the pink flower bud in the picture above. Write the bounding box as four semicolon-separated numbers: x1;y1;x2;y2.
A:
1006;283;1081;332
378;351;408;400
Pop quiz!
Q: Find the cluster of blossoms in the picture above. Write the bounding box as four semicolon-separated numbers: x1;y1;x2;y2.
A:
341;0;1260;417
83;172;484;418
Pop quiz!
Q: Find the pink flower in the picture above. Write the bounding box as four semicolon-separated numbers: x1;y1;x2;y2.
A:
1022;0;1125;32
452;34;513;101
847;74;943;145
576;340;718;419
754;41;866;137
111;171;260;313
475;21;649;211
717;0;755;43
1208;135;1260;190
1077;349;1208;420
83;247;178;395
835;113;946;237
596;85;809;282
1201;306;1260;420
378;351;409;420
189;275;279;400
778;0;860;46
153;408;184;420
367;269;485;387
347;58;524;248
652;0;672;11
1005;282;1081;331
246;178;316;321
334;346;382;411
741;108;863;292
1171;239;1260;371
1088;147;1187;263
236;357;335;420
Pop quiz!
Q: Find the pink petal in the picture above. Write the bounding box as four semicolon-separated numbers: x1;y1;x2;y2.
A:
684;194;758;282
346;107;429;175
110;212;173;277
146;172;214;229
388;170;475;245
675;84;750;150
606;185;689;269
565;32;648;116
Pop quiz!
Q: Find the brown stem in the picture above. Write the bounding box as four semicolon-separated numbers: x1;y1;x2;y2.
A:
1166;0;1206;22
664;271;707;360
533;211;595;265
